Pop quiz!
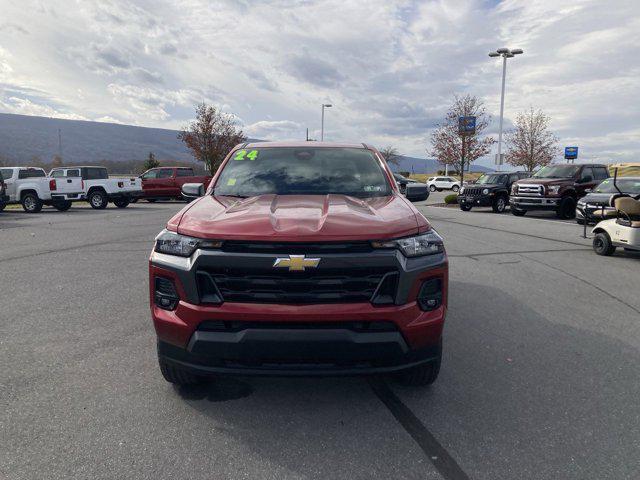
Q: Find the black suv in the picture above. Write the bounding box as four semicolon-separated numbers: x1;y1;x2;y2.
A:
458;171;531;213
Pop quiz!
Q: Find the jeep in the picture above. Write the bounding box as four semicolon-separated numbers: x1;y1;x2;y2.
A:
458;171;531;213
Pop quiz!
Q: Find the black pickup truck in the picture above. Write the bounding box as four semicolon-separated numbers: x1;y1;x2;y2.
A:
458;171;531;213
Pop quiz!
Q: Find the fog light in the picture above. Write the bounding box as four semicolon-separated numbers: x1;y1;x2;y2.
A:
154;276;179;310
418;278;442;311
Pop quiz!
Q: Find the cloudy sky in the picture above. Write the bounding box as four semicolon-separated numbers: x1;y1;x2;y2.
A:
0;0;638;165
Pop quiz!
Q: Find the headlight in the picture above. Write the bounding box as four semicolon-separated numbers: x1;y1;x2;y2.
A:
459;187;465;194
372;230;444;257
548;185;560;194
482;188;489;195
154;229;221;257
511;185;517;195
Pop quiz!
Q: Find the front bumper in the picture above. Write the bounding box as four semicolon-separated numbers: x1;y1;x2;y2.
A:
576;204;614;221
510;195;559;210
458;194;493;207
150;248;447;375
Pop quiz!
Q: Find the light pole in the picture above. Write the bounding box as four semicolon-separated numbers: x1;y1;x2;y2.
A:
488;47;523;171
321;103;332;141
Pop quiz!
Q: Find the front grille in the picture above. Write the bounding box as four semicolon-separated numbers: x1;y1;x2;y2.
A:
463;187;483;196
221;241;373;254
516;184;544;196
197;266;396;304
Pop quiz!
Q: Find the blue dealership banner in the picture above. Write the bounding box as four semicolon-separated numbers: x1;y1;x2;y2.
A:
458;116;476;136
564;146;578;159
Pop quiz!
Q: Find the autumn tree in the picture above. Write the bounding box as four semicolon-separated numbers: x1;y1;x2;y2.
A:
380;146;401;167
429;94;494;185
178;103;246;175
506;108;558;172
143;151;160;171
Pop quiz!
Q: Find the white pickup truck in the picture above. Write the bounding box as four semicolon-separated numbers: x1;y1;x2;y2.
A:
49;166;143;209
0;167;84;212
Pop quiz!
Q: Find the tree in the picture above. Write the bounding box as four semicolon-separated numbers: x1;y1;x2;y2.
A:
506;108;558;172
178;103;246;175
51;155;64;168
429;94;494;185
143;152;160;171
380;146;401;167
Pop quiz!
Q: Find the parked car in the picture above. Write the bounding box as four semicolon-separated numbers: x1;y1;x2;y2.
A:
50;166;142;209
139;167;212;202
576;177;640;224
150;142;446;387
510;163;609;219
426;176;461;192
458;171;531;213
393;173;427;200
0;169;8;211
0;167;84;213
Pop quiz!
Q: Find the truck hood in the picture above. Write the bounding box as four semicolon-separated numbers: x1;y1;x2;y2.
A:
516;178;571;186
172;194;425;241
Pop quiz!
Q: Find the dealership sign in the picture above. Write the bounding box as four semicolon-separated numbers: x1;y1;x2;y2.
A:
458;116;476;136
564;146;578;160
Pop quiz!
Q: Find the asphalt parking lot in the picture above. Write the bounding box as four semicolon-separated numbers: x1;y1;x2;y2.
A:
2;201;639;480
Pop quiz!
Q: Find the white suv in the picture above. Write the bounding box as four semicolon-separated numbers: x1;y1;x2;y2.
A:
427;176;461;192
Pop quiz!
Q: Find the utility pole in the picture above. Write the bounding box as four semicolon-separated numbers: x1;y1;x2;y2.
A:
488;47;523;172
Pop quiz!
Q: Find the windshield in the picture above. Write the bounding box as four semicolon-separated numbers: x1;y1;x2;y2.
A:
214;147;392;197
533;165;580;178
476;174;507;184
594;178;640;194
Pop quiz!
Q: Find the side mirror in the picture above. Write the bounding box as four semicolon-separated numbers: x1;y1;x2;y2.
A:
405;183;429;202
181;182;205;200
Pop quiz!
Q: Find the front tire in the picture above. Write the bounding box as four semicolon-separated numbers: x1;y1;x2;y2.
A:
429;185;436;192
53;200;72;211
460;204;472;212
0;201;6;211
21;193;43;213
395;340;442;387
556;196;577;219
113;199;130;208
511;207;526;216
88;190;108;209
492;195;507;213
452;185;460;192
159;358;202;386
593;232;616;256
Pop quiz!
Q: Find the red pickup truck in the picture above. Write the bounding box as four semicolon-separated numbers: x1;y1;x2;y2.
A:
139;167;212;202
149;142;446;387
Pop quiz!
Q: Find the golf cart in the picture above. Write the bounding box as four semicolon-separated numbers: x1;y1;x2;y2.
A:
591;169;640;256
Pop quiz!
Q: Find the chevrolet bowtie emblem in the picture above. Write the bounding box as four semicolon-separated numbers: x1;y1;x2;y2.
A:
273;255;321;272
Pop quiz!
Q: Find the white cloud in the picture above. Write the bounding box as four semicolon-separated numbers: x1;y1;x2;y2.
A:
0;0;638;163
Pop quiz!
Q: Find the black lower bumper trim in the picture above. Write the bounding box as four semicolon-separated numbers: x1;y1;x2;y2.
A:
158;336;440;377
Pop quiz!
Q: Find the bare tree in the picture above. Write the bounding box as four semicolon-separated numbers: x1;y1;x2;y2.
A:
429;94;494;185
51;155;64;168
506;108;558;172
178;103;246;175
380;146;401;167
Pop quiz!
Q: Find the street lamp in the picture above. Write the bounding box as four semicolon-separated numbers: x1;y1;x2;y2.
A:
488;47;523;171
321;104;332;141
